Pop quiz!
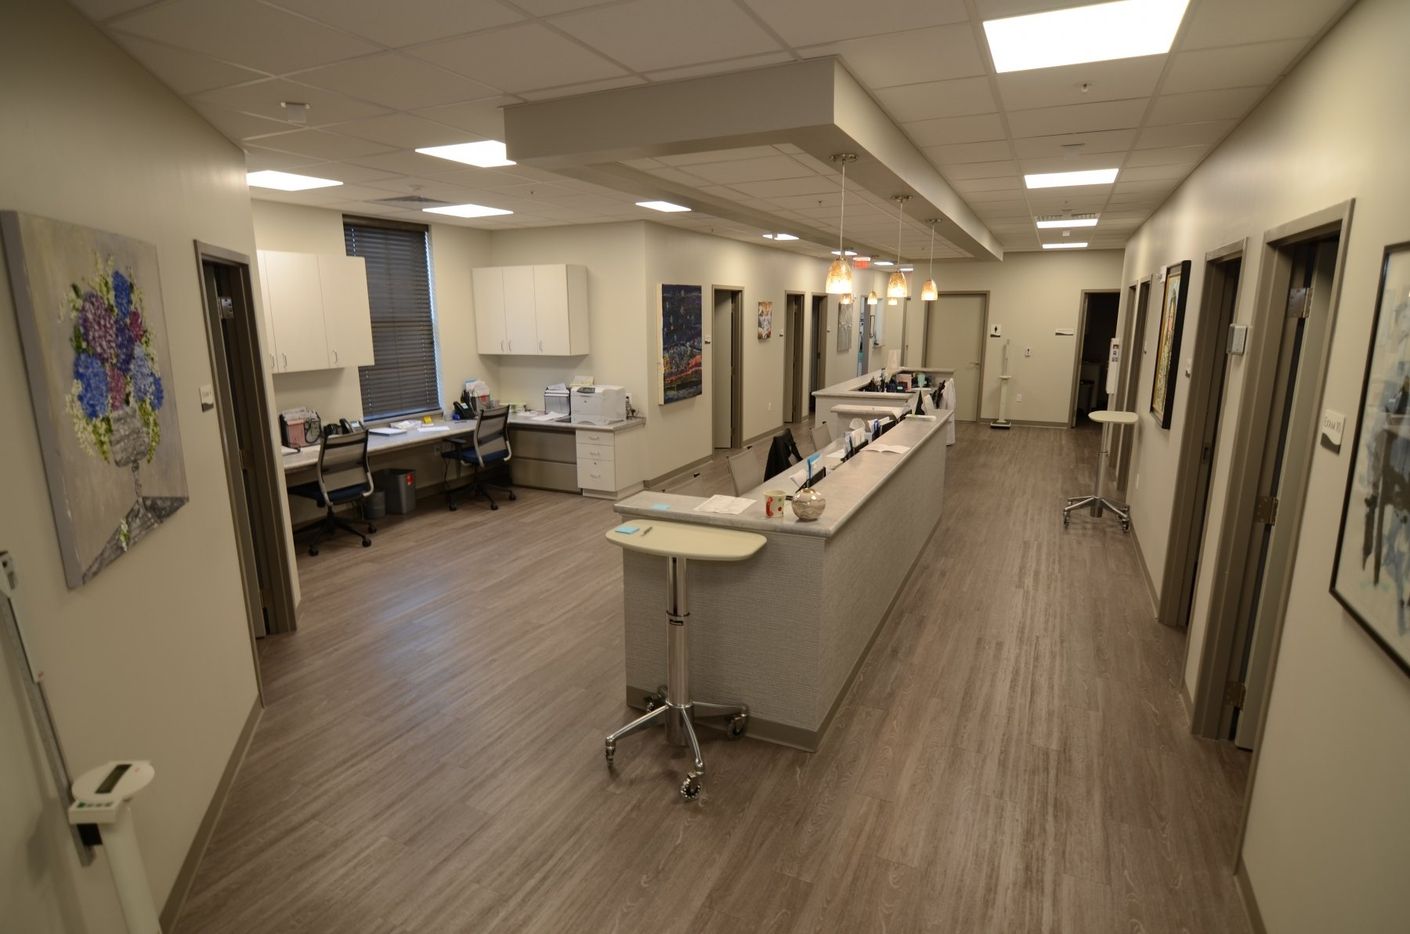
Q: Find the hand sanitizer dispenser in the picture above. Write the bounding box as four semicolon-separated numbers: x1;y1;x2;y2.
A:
69;760;160;933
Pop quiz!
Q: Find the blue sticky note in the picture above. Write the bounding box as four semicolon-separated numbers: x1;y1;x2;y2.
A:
650;503;672;511
614;524;640;534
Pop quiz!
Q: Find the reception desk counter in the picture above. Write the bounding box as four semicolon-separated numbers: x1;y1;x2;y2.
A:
612;412;951;750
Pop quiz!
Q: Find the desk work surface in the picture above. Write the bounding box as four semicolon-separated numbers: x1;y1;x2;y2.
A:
615;412;951;539
606;520;766;561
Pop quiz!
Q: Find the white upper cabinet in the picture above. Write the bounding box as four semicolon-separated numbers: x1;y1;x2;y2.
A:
257;249;375;374
473;263;589;356
317;255;374;368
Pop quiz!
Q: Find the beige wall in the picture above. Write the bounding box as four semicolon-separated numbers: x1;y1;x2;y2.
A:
1119;0;1410;929
0;1;261;928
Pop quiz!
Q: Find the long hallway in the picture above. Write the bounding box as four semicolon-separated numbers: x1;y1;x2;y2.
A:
177;423;1250;933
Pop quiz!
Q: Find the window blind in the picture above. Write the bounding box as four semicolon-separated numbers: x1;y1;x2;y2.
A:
343;218;441;420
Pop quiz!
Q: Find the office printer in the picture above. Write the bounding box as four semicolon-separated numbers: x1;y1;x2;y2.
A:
571;384;626;426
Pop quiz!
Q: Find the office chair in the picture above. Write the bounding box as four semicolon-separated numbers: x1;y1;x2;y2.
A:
811;423;832;453
726;445;764;496
287;430;376;556
441;404;516;511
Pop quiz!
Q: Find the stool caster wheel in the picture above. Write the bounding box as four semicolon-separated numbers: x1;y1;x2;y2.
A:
309;546;319;556
367;524;377;534
508;491;518;501
490;502;498;511
1120;519;1130;533
361;538;371;548
644;687;666;712
1062;513;1070;528
680;772;702;801
604;740;615;765
728;714;748;739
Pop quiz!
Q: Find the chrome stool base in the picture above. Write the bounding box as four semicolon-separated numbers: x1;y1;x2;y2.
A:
603;556;749;800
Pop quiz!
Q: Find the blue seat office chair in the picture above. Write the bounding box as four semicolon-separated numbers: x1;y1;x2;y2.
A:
288;430;376;555
440;405;516;511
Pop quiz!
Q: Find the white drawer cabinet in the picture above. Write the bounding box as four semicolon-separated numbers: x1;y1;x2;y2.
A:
257;250;374;373
473;263;590;356
575;424;644;499
317;255;374;368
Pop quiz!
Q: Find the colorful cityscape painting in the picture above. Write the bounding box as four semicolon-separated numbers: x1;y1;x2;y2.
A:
660;284;703;404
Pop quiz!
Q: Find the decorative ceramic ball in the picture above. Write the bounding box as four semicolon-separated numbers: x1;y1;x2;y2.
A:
792;486;826;521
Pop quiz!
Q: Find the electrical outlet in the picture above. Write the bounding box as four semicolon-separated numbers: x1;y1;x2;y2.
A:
1015;393;1023;403
1135;473;1141;490
767;401;772;411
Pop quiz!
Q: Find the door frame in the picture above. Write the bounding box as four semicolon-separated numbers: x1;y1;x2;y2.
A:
783;292;806;422
1067;289;1122;427
928;290;989;422
195;242;296;686
711;285;745;448
809;293;827;410
1157;239;1246;630
1114;276;1152;492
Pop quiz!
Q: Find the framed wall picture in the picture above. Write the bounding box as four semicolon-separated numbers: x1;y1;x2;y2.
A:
836;300;852;353
757;300;773;340
1;211;188;588
659;283;703;404
1331;241;1410;676
1150;259;1191;429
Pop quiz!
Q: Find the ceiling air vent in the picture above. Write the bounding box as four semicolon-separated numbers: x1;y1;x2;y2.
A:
368;195;452;208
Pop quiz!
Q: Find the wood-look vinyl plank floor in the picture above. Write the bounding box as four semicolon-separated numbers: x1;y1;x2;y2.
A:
176;421;1251;934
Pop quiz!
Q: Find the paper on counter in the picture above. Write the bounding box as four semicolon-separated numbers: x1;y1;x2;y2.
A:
369;427;405;436
865;443;911;454
694;495;756;515
418;425;450;433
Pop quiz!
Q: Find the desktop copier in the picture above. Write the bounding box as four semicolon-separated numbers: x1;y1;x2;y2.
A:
571;384;626;426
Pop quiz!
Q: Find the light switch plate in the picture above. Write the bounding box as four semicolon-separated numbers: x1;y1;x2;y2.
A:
1321;408;1346;449
199;384;215;412
989;323;1002;338
1228;324;1249;355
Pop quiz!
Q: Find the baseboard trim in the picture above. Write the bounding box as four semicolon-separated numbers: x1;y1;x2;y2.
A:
161;695;262;931
1127;521;1161;620
1235;857;1267;934
979;417;1068;429
1180;680;1194;719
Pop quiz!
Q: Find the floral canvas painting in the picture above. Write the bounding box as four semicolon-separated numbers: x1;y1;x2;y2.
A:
660;284;703;404
2;212;187;588
1332;242;1410;676
1150;260;1191;430
757;300;773;340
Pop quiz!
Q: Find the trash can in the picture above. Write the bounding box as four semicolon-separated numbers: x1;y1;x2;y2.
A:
361;490;386;521
375;468;416;515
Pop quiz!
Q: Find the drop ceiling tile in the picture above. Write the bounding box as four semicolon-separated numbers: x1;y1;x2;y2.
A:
1113;179;1176;195
111;0;378;74
953;176;1022;193
112;34;267;93
1123;145;1208;167
348;149;476;176
71;0;160;18
683;156;814;185
1119;163;1196;182
243;148;325;171
874;76;996;125
1147;87;1266;126
643;52;795;83
517;75;648;101
643;165;712;186
1181;0;1349;50
292;53;501;111
658;146;782;166
414;99;511;139
1006;99;1148;138
924;140;1014;165
271;0;525;48
942;160;1020;180
996;56;1165;111
1161;39;1306;94
1011;129;1137;159
408;23;627;93
728;176;841;199
962;187;1026;203
771;191;843;210
742;0;968;47
551;0;780;72
801;24;984;89
1018;152;1129;175
197;105;296;142
1134;120;1236;149
903;113;1005;147
197;78;389;126
294;161;405;184
333;113;473;148
247;130;396;161
966;199;1028;215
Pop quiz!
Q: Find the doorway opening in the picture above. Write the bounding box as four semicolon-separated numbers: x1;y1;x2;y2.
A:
782;292;806;423
904;297;928;367
925;292;987;421
196;243;298;684
1070;291;1120;425
855;301;871;376
809;294;826;410
1158;244;1244;632
711;287;743;449
1114;278;1152;492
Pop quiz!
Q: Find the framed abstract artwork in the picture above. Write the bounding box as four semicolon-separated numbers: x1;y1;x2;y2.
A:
659;283;702;404
757;300;773;340
836;301;852;353
1150;259;1191;429
1331;241;1410;676
2;211;188;588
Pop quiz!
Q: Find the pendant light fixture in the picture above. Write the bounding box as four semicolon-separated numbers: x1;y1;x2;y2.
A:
825;154;857;294
866;291;879;306
921;219;939;301
886;195;910;301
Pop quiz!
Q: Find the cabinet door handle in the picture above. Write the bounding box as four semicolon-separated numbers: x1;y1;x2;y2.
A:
507;340;512;352
539;339;543;352
281;352;288;369
332;348;339;364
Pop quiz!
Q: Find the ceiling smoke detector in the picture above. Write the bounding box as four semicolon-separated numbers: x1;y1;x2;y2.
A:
281;101;310;125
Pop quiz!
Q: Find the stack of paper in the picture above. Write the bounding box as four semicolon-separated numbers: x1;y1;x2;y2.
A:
418;425;450;433
694;495;755;515
369;427;405;436
865;443;911;454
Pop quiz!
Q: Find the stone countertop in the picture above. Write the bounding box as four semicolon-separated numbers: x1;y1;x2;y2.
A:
508;414;646;433
615;412;950;539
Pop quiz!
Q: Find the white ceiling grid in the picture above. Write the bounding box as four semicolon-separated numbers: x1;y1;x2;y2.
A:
74;0;1353;257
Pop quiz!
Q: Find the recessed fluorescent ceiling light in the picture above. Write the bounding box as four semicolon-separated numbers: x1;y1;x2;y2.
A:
246;170;342;191
763;233;799;240
831;249;858;256
636;200;691;213
423;203;513;218
1024;168;1119;189
416;140;515;168
900;266;914;272
1036;217;1100;229
1043;242;1089;249
984;0;1190;73
873;260;895;267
